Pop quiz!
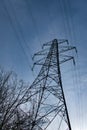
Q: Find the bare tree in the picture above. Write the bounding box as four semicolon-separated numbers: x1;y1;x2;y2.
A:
0;68;44;130
0;68;35;130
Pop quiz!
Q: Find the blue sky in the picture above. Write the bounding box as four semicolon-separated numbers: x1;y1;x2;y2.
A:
0;0;87;130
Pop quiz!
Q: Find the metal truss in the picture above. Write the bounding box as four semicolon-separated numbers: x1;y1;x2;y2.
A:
29;39;77;130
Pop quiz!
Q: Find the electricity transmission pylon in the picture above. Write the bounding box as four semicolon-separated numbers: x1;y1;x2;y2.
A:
30;39;77;130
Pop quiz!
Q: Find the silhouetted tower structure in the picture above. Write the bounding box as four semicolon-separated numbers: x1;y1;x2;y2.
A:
30;39;77;130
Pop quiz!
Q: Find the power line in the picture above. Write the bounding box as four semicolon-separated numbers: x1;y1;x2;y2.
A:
73;54;83;130
8;0;32;57
1;0;32;72
24;0;42;47
55;0;68;38
60;0;83;129
56;0;72;42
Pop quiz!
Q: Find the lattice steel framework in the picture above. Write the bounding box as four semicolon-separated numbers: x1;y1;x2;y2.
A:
29;39;77;130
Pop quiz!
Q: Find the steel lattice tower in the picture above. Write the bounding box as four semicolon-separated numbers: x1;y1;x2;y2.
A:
29;39;77;130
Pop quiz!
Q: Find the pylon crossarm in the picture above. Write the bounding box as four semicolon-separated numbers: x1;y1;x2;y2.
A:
42;42;52;49
58;39;69;45
59;46;77;53
32;48;49;60
60;55;75;65
42;39;68;49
